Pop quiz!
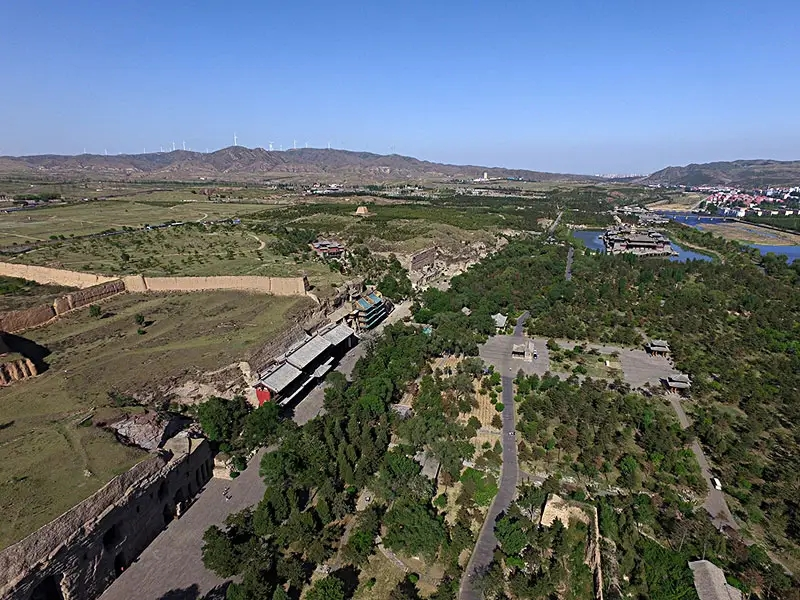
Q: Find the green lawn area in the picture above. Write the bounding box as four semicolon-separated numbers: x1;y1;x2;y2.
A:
12;223;345;291
0;290;311;549
0;196;269;243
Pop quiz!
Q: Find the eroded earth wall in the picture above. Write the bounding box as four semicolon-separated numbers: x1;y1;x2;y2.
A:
123;275;309;296
0;263;117;288
0;436;213;600
0;280;125;333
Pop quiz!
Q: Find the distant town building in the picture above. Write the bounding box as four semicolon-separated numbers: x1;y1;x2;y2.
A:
688;560;743;600
461;306;472;317
355;206;370;216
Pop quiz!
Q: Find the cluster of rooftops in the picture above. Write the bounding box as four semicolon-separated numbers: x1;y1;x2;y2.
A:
254;322;356;406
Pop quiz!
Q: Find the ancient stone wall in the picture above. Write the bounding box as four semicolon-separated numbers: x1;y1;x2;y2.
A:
0;435;213;600
0;304;56;332
0;280;125;333
122;274;308;296
0;262;117;288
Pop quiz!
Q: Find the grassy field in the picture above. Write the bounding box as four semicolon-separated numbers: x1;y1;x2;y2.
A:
0;196;270;243
12;223;346;291
0;291;311;549
699;221;800;245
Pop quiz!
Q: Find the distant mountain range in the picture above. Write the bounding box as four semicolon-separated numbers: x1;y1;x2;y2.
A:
642;159;800;188
0;147;594;184
2;148;797;188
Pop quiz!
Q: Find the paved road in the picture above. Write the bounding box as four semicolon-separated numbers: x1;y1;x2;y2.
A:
101;450;268;600
460;312;528;599
547;211;563;235
565;246;574;281
664;392;738;531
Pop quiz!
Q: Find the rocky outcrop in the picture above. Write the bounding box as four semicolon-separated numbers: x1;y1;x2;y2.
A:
107;412;189;451
0;357;39;385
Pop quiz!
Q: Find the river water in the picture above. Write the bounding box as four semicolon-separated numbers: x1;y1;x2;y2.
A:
571;230;712;262
655;212;799;264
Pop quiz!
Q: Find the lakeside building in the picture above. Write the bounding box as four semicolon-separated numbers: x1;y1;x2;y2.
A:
602;226;676;257
254;322;357;406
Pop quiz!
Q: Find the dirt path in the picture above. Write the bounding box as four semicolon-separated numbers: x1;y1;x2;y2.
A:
247;233;266;250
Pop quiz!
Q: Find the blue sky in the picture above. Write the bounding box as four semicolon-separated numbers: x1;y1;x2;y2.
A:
1;0;798;173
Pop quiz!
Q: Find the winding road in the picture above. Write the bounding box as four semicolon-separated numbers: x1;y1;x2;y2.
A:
460;312;529;599
665;393;738;531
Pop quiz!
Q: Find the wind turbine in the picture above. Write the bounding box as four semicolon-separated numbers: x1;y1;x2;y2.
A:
182;141;186;151
172;142;176;151
233;133;238;146
280;144;283;151
269;142;274;151
293;139;297;150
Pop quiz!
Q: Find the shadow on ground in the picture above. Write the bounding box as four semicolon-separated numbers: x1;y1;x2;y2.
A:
157;583;229;600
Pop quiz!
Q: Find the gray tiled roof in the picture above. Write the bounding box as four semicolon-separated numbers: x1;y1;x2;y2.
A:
259;363;303;393
689;560;743;600
286;335;332;370
320;323;355;346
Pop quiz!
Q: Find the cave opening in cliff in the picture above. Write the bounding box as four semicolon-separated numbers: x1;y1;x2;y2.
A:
162;503;174;526
30;575;65;600
114;552;127;577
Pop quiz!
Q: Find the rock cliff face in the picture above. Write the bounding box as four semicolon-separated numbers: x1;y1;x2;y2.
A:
107;412;189;451
0;434;213;600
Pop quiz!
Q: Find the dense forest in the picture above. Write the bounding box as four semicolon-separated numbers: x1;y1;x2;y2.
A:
197;325;503;599
415;232;800;596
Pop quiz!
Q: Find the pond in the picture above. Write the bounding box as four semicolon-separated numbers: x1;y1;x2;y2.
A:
655;212;799;264
571;230;712;263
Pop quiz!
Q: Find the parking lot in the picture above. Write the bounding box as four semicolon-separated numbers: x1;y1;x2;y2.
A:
479;336;681;389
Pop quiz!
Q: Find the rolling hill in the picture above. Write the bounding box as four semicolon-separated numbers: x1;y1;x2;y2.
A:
642;159;800;188
0;147;595;184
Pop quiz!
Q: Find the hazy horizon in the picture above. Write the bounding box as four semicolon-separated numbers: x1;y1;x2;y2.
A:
2;1;799;174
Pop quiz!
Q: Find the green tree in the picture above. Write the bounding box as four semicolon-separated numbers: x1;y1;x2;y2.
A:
201;526;241;577
135;313;145;326
196;396;250;444
305;576;345;600
241;402;280;450
89;304;101;318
